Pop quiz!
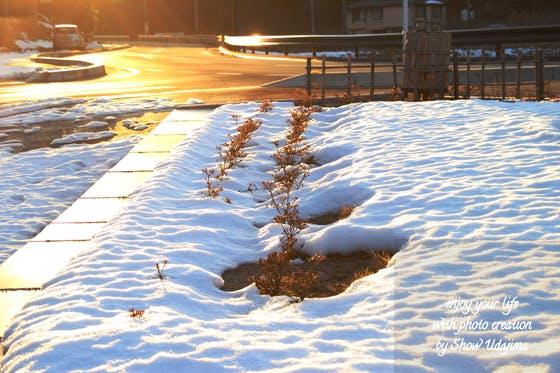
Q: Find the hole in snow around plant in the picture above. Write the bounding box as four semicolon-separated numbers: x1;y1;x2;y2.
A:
223;204;403;301
306;205;355;225
220;248;396;301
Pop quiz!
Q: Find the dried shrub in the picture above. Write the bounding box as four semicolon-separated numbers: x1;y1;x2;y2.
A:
258;99;274;112
201;168;223;198
387;86;403;101
203;116;261;202
247;250;393;302
155;259;168;279
293;88;316;108
253;253;319;303
254;251;290;296
217;117;262;174
129;307;145;318
281;269;319;302
263;181;307;255
339;205;354;220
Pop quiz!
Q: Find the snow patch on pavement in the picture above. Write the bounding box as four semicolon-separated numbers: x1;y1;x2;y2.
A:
50;131;116;146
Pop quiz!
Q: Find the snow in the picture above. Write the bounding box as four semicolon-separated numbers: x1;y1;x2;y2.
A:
0;97;176;128
50;131;116;146
1;100;559;372
14;39;52;51
78;121;110;130
0;138;137;263
0;51;38;80
0;96;177;263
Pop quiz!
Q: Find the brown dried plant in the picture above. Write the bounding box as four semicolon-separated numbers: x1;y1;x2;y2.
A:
339;205;354;220
293;88;317;108
281;269;319;303
254;251;290;296
129;307;145;318
217;117;262;175
201;168;223;198
258;99;274;112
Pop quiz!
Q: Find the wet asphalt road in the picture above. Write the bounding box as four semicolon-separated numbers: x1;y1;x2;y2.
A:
0;46;309;105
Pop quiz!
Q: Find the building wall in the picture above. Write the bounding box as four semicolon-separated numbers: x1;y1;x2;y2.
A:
346;5;402;34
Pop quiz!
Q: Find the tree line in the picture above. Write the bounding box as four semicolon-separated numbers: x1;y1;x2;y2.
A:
1;0;558;37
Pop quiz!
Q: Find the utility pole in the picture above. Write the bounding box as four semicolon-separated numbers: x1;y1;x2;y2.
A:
194;0;199;34
342;0;347;34
231;0;235;35
402;0;409;50
143;0;149;35
310;0;315;34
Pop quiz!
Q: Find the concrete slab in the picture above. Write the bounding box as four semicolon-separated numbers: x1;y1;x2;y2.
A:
130;134;186;153
30;223;105;242
81;171;152;198
111;152;169;172
162;109;212;122
150;120;206;135
0;242;91;290
53;198;128;223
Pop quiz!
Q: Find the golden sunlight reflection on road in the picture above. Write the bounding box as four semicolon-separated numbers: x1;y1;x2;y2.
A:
0;46;308;105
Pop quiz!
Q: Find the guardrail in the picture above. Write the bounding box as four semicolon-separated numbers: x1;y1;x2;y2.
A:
223;25;560;56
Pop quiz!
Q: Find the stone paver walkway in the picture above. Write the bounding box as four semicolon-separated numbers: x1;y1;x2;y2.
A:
0;108;213;340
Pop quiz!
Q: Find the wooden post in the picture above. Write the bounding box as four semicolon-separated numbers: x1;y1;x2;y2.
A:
347;55;352;96
392;52;398;89
481;49;485;99
306;58;312;95
370;51;375;97
453;51;458;99
321;56;326;100
516;50;521;99
500;48;506;100
535;48;544;101
466;50;471;99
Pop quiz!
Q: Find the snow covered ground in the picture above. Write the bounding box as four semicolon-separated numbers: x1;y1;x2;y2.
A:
0;138;137;263
1;99;558;371
0;51;41;80
0;41;124;80
0;97;177;263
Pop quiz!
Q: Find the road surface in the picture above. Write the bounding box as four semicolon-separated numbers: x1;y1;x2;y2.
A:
0;46;309;105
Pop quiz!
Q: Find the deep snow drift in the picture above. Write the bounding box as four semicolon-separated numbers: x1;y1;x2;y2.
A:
1;100;559;372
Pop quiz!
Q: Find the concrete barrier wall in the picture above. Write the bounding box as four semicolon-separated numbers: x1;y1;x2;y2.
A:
27;56;106;83
94;35;130;42
138;34;220;46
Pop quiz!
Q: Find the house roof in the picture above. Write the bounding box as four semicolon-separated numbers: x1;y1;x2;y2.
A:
347;0;444;8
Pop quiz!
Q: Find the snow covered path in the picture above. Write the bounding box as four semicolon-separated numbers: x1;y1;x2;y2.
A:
1;100;559;372
0;97;177;263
